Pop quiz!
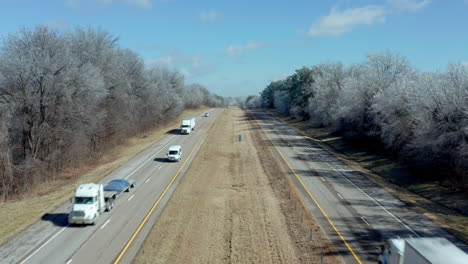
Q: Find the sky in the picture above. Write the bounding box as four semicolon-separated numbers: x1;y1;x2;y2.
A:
0;0;467;97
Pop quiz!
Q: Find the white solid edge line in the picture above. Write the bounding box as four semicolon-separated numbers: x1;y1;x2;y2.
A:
321;177;326;182
128;194;135;201
337;193;344;200
262;112;420;237
100;219;111;229
19;224;70;264
66;259;72;264
124;135;178;179
361;217;370;226
144;178;150;183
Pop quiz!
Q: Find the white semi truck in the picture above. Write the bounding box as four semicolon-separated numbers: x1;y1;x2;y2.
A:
378;237;468;264
68;179;135;225
180;117;196;134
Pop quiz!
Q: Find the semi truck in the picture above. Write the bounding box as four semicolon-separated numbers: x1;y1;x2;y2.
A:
180;117;196;134
378;237;468;264
68;179;135;225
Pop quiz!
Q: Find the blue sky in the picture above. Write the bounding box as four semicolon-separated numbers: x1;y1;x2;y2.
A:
1;0;467;97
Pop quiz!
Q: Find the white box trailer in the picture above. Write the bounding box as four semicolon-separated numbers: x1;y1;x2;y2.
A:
379;237;468;264
181;117;196;134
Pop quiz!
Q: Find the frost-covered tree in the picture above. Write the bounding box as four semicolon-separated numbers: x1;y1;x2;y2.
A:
409;65;467;179
307;63;346;126
334;52;412;138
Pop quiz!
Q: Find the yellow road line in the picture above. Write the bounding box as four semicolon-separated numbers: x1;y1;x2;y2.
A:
257;113;363;264
113;111;220;264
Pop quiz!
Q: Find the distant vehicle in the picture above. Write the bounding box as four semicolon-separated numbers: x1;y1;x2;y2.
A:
68;179;135;225
167;145;182;162
181;117;196;134
378;237;468;264
204;112;209;117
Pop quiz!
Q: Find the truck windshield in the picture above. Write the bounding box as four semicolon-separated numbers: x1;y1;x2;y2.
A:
168;150;179;155
75;197;94;204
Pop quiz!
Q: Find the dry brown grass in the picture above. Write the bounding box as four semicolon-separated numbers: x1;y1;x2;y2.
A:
267;109;468;245
0;107;210;246
135;108;341;264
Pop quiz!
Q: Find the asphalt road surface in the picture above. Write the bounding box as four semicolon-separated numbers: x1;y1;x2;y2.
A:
251;110;467;264
0;108;221;264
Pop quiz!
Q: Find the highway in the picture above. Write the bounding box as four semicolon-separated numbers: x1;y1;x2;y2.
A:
0;108;221;264
251;110;467;264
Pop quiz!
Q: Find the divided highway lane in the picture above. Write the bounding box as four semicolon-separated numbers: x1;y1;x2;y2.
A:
0;109;220;264
252;110;467;264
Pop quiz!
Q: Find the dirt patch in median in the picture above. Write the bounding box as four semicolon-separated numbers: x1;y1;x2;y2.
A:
135;108;342;264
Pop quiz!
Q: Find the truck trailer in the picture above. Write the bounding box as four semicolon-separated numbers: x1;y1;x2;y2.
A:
378;237;468;264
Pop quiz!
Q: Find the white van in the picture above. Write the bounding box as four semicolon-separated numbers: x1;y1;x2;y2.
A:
167;145;182;162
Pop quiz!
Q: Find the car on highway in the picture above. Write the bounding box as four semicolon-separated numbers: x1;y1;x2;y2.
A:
104;179;135;195
204;112;209;117
167;145;182;162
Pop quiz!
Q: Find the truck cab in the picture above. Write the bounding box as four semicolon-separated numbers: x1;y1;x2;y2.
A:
69;184;105;225
167;145;182;162
378;239;404;264
180;117;195;134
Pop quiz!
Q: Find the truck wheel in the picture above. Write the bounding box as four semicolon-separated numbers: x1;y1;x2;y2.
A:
106;200;113;211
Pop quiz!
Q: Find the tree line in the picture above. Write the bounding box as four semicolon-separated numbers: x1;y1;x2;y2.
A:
250;52;467;186
0;26;225;201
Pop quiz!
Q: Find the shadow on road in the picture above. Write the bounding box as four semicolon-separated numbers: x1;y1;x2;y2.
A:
165;129;180;135
41;213;69;227
153;157;168;163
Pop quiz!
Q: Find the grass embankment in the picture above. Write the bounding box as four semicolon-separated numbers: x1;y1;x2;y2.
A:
0;107;210;246
268;109;468;244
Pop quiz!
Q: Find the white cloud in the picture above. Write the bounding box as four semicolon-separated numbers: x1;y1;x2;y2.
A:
308;6;386;36
99;0;152;9
268;72;290;82
199;10;220;22
66;0;80;8
225;42;266;57
388;0;431;12
145;51;216;79
44;20;68;31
